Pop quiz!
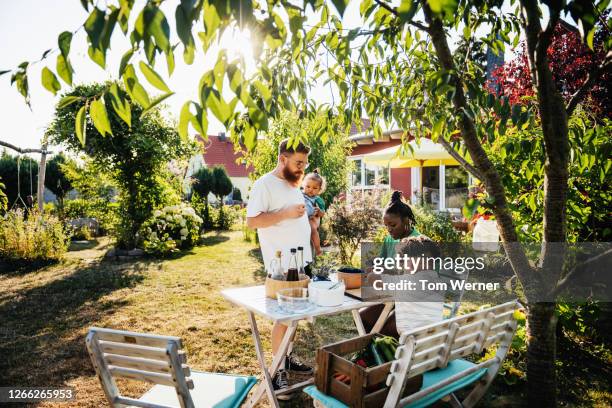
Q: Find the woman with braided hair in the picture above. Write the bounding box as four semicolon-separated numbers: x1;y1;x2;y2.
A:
360;190;443;337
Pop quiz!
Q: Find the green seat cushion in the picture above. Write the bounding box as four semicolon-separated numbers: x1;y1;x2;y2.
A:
139;371;257;408
304;359;487;408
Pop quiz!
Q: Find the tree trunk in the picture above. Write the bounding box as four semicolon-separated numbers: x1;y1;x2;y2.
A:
420;3;534;284
37;144;48;212
526;302;558;407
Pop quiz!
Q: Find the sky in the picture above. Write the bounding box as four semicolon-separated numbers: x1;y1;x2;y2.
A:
0;1;525;157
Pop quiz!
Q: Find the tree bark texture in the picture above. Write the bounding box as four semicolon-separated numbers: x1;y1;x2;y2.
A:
526;302;558;406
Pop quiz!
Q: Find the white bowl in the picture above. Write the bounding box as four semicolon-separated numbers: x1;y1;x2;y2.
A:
309;281;345;307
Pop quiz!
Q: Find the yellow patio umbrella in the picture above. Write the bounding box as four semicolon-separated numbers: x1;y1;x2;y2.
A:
362;138;459;168
361;139;461;203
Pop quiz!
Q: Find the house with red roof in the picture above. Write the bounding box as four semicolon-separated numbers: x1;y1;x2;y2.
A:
185;133;253;202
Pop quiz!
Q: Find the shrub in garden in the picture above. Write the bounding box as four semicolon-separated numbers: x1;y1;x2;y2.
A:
70;225;94;241
139;203;202;256
210;204;241;230
191;167;214;228
327;193;382;265
44;153;73;213
211;166;233;227
0;208;69;263
63;198;119;236
413;206;462;243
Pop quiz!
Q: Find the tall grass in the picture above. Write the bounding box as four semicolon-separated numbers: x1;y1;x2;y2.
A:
0;208;69;263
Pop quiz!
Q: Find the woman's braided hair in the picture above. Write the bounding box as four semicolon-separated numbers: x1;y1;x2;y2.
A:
385;190;416;227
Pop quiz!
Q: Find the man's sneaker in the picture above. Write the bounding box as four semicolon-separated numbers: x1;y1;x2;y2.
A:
285;354;313;374
272;369;292;400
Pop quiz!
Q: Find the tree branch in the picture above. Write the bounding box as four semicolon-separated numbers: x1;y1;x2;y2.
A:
437;136;484;180
566;50;612;116
374;0;430;32
549;247;612;298
0;140;52;154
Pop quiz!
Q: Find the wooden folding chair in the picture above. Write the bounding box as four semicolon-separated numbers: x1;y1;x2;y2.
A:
305;300;521;408
86;327;256;408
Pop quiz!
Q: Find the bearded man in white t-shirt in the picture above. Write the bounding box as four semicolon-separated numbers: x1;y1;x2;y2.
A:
246;138;313;397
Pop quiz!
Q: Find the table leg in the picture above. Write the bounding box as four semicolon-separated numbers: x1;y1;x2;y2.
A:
352;310;366;336
371;302;394;333
245;314;298;408
351;302;394;335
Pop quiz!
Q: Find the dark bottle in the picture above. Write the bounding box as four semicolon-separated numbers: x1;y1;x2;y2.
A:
286;248;299;281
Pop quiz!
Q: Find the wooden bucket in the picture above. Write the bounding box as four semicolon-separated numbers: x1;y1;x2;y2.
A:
265;275;310;299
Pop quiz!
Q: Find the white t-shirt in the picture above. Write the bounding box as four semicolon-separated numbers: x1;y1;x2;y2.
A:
246;172;312;271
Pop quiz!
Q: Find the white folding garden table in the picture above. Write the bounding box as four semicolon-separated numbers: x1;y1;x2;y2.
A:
221;285;393;408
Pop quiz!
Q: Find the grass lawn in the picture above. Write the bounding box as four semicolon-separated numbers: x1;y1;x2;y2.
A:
1;230;610;407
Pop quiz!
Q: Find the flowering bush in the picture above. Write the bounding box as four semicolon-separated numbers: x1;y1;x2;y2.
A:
139;203;202;256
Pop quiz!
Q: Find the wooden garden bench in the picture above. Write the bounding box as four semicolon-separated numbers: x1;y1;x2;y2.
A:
86;327;256;408
305;300;521;408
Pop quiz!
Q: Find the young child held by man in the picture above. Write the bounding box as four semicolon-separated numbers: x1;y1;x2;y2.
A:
302;170;326;256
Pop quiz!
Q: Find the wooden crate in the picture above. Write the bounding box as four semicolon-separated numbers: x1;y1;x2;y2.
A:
315;333;422;408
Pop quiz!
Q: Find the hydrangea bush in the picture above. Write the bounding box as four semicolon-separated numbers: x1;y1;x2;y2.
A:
139;203;202;255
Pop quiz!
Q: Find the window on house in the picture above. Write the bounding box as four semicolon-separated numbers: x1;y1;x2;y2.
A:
351;159;363;186
349;158;389;189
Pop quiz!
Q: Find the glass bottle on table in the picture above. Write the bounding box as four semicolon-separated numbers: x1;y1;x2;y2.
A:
286;248;299;281
269;250;284;280
297;246;306;278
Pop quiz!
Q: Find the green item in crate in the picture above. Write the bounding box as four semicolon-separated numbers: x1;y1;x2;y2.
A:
369;342;385;365
375;339;395;362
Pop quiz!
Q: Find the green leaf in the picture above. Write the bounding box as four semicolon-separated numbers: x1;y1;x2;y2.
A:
432;117;445;141
204;89;233;126
139;92;174;118
139;61;171;92
178;101;193;140
166;47;175;76
330;0;348;16
149;8;171;53
118;48;134;77
58;31;72;58
75;104;87;146
57;95;81;109
175;3;195;64
189;103;208;136
248;106;268;130
253;80;272;107
118;0;132;34
41;67;61;95
398;0;418;23
84;7;106;49
56;54;73;86
427;0;457;15
123;64;151;108
243;124;257;151
109;83;131;127
88;46;106;68
203;1;220;40
90;97;113;136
